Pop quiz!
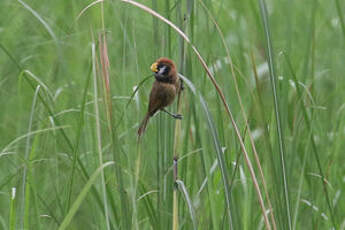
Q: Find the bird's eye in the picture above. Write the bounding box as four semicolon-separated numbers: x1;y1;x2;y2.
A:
158;66;167;75
157;65;170;76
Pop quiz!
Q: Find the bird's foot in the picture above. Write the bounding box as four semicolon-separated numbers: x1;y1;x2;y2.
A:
173;114;183;120
162;108;183;120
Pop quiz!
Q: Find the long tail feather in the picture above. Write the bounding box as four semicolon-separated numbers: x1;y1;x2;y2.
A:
138;114;150;136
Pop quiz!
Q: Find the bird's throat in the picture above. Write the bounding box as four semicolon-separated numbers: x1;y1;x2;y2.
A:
154;73;174;84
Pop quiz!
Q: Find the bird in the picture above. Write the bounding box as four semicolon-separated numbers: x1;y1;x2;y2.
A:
137;57;183;136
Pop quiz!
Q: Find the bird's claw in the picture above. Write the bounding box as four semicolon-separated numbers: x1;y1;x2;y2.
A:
173;114;183;120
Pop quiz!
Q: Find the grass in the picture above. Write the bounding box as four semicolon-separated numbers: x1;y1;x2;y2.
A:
1;0;345;229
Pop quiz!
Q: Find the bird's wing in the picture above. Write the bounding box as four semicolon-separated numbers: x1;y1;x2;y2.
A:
148;82;164;116
148;81;176;116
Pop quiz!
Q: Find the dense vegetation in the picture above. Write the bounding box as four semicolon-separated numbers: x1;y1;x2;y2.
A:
0;0;344;229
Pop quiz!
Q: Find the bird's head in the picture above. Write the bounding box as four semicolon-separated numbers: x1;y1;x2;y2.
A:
151;58;177;83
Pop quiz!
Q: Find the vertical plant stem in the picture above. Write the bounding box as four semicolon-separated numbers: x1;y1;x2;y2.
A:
257;0;292;229
198;2;275;229
250;52;278;230
334;0;345;39
0;40;113;227
92;41;111;230
9;188;16;230
172;157;179;230
173;2;185;229
199;94;234;230
172;84;183;230
21;85;40;229
292;140;310;230
100;0;105;31
284;52;337;229
58;162;115;230
65;46;93;214
98;0;131;223
132;136;143;230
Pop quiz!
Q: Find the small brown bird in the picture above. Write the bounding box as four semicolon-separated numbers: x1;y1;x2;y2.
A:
138;57;182;136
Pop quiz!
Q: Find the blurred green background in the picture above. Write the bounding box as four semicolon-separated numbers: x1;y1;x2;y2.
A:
0;0;344;229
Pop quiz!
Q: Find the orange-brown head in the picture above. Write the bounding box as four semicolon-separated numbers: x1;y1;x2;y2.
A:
151;57;178;84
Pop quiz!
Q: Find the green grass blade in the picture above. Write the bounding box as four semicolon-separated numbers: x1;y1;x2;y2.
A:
138;183;158;228
17;68;115;229
58;161;114;230
17;0;57;42
1;0;343;229
0;42;22;71
257;0;292;229
65;48;93;214
334;0;345;39
9;188;16;230
199;94;233;229
198;2;276;228
176;180;197;230
21;85;40;229
283;52;337;229
91;41;111;230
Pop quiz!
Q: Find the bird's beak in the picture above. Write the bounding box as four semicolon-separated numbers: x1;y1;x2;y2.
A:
150;62;158;73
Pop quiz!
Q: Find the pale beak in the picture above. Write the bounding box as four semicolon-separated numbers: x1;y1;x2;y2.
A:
150;62;158;73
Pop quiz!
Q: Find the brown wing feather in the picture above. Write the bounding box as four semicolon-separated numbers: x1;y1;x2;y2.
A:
148;82;162;116
148;81;177;116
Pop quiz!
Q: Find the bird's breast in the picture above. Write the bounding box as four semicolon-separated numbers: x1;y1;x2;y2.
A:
157;82;176;96
154;81;177;105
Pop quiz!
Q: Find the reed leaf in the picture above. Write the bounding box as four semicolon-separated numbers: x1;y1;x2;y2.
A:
257;0;292;228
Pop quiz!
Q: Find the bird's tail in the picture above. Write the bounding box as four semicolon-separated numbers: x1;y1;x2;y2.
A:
138;113;150;137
